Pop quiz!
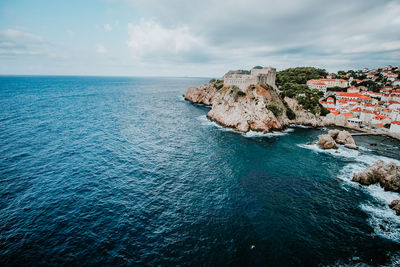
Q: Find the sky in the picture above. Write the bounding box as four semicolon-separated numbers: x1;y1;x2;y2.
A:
0;0;399;77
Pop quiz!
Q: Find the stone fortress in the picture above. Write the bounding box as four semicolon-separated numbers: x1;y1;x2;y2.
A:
223;66;277;91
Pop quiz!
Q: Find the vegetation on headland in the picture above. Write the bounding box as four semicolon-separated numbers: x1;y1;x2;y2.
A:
338;70;388;92
282;100;296;120
266;103;283;117
276;67;330;115
276;67;328;87
210;79;224;90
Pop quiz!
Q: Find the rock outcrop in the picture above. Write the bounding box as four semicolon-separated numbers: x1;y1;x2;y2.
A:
353;161;400;216
336;130;356;146
207;85;289;133
284;97;323;127
316;129;358;150
184;81;336;133
317;134;338;149
352;160;400;193
184;82;217;106
389;200;400;215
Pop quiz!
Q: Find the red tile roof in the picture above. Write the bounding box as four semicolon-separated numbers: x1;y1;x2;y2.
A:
337;92;362;97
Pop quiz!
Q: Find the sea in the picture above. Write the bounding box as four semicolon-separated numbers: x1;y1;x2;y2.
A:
1;76;400;266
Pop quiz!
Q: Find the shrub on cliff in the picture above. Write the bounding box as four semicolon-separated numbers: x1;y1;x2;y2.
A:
282;99;296;120
267;103;283;117
286;107;296;120
237;91;246;96
320;106;330;116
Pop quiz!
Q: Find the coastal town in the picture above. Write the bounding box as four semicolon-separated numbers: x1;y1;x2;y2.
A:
308;65;400;134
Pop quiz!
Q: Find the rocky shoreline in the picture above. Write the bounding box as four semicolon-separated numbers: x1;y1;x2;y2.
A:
184;81;400;142
352;160;400;215
184;81;400;216
184;81;333;133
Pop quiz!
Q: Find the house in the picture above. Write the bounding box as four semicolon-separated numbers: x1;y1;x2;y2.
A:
347;86;359;93
308;81;327;93
389;121;400;134
360;110;374;124
307;78;348;93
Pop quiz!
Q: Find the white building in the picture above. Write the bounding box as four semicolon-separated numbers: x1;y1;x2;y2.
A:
308;82;327;93
389;121;400;133
307;79;348;94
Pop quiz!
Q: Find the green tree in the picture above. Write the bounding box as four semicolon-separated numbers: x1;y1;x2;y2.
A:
267;103;283;117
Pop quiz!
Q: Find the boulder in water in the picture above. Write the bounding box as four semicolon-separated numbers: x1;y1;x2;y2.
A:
328;129;340;139
389;200;400;216
352;160;400;193
317;134;338;149
336;130;356;146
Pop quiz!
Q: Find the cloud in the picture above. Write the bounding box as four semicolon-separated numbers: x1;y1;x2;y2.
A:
125;0;400;72
0;28;47;56
66;29;75;37
104;24;112;31
96;44;107;53
126;19;208;62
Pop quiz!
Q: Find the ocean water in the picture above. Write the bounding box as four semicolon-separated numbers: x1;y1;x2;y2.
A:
1;76;400;266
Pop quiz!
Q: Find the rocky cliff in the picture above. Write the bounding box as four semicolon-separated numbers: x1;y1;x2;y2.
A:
184;81;329;133
184;82;217;106
206;84;289;132
284;97;324;127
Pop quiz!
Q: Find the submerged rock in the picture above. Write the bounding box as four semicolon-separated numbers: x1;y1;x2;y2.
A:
344;144;358;150
389;200;400;215
352;160;400;193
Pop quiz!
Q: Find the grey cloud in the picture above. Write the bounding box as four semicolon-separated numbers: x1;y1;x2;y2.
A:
126;0;400;71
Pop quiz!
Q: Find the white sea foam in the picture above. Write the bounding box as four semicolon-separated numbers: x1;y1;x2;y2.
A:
335;152;400;242
178;95;186;102
242;130;287;138
196;115;238;133
240;127;294;138
197;115;293;137
196;115;214;126
358;146;372;152
289;124;312;128
360;203;400;242
299;137;400;242
297;143;360;159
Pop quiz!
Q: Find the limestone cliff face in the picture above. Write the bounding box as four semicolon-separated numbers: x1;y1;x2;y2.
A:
206;85;289;133
184;82;334;133
184;83;217;106
284;97;331;127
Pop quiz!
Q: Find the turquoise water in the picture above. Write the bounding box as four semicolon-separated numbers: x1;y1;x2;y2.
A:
1;76;400;266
